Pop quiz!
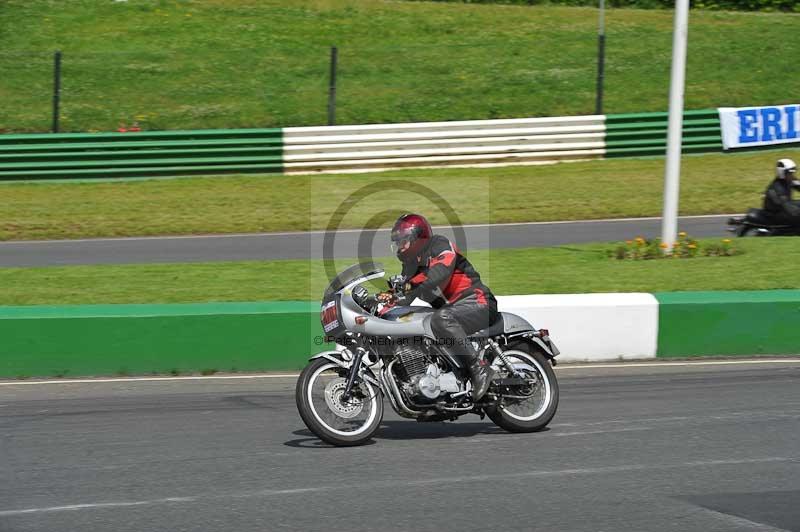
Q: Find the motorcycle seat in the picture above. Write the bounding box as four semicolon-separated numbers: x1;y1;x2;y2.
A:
469;314;505;338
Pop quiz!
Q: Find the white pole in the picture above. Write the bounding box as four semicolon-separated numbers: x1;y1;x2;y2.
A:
595;0;606;115
661;0;690;252
599;0;605;31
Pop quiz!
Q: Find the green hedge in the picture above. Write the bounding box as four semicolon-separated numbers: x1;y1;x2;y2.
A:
409;0;798;11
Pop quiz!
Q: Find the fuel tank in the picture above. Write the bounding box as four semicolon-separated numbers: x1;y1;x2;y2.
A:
340;296;436;338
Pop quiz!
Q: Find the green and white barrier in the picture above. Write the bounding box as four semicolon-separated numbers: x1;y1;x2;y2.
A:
7;108;800;179
501;290;800;361
2;290;798;378
0;109;736;180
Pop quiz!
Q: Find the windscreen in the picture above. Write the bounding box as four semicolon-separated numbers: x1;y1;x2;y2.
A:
323;262;384;297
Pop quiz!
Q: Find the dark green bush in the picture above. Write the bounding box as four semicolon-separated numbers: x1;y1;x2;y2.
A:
409;0;798;11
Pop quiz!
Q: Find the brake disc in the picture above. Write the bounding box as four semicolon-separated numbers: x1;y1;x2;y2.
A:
324;378;365;419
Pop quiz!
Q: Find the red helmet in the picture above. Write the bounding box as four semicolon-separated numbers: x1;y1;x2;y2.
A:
391;213;432;259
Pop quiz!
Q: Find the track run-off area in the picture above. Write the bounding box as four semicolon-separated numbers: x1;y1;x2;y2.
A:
1;359;798;532
0;214;734;267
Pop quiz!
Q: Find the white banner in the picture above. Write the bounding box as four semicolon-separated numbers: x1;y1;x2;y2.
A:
718;104;800;150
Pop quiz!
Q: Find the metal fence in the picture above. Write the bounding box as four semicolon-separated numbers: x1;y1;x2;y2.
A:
0;43;602;134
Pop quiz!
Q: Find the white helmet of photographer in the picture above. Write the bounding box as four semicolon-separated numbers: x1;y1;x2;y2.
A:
775;159;797;180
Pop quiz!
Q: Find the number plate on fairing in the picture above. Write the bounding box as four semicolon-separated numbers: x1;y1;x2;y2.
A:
321;300;340;333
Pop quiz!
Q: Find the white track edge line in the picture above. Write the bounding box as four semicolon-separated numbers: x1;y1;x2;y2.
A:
0;214;740;245
1;359;797;386
0;457;794;517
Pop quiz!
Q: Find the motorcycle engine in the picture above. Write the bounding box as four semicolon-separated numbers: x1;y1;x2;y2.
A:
395;346;461;400
411;364;461;399
395;346;429;381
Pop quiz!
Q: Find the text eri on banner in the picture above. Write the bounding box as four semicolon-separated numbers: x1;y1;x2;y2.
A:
718;105;800;150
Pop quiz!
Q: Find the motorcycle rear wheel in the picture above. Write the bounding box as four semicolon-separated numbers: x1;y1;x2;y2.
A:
295;358;384;447
485;345;559;433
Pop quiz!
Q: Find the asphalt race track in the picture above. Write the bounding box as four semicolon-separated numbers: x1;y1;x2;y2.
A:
1;359;798;532
0;215;734;267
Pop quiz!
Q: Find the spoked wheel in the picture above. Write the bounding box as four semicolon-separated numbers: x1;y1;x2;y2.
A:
295;358;383;447
485;345;559;433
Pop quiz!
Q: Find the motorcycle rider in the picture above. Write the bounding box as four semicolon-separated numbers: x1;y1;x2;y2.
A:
377;213;498;400
763;158;800;225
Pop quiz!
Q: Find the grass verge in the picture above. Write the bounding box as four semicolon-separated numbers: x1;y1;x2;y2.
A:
3;148;800;241
1;0;799;132
1;237;797;306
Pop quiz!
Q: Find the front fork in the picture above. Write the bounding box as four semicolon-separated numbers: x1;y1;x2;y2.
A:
340;349;365;402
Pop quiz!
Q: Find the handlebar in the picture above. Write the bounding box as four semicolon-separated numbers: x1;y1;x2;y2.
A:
387;274;406;294
351;274;408;316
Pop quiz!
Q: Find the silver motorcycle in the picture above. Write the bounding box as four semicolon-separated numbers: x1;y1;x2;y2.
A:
296;263;560;446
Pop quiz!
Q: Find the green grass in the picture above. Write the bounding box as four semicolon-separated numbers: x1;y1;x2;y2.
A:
1;237;798;305
1;0;798;132
2;148;800;241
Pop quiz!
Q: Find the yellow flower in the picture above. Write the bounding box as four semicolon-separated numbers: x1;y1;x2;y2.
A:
722;239;731;244
659;243;669;249
678;231;687;238
688;244;696;249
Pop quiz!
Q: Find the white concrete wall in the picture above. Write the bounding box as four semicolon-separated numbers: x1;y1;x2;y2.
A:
497;293;659;362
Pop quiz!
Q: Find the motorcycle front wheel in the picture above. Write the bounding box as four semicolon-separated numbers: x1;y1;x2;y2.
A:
295;358;384;447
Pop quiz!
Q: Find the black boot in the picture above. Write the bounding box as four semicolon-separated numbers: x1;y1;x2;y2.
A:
469;358;494;401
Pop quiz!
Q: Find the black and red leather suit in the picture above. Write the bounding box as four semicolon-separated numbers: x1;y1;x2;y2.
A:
396;234;498;363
